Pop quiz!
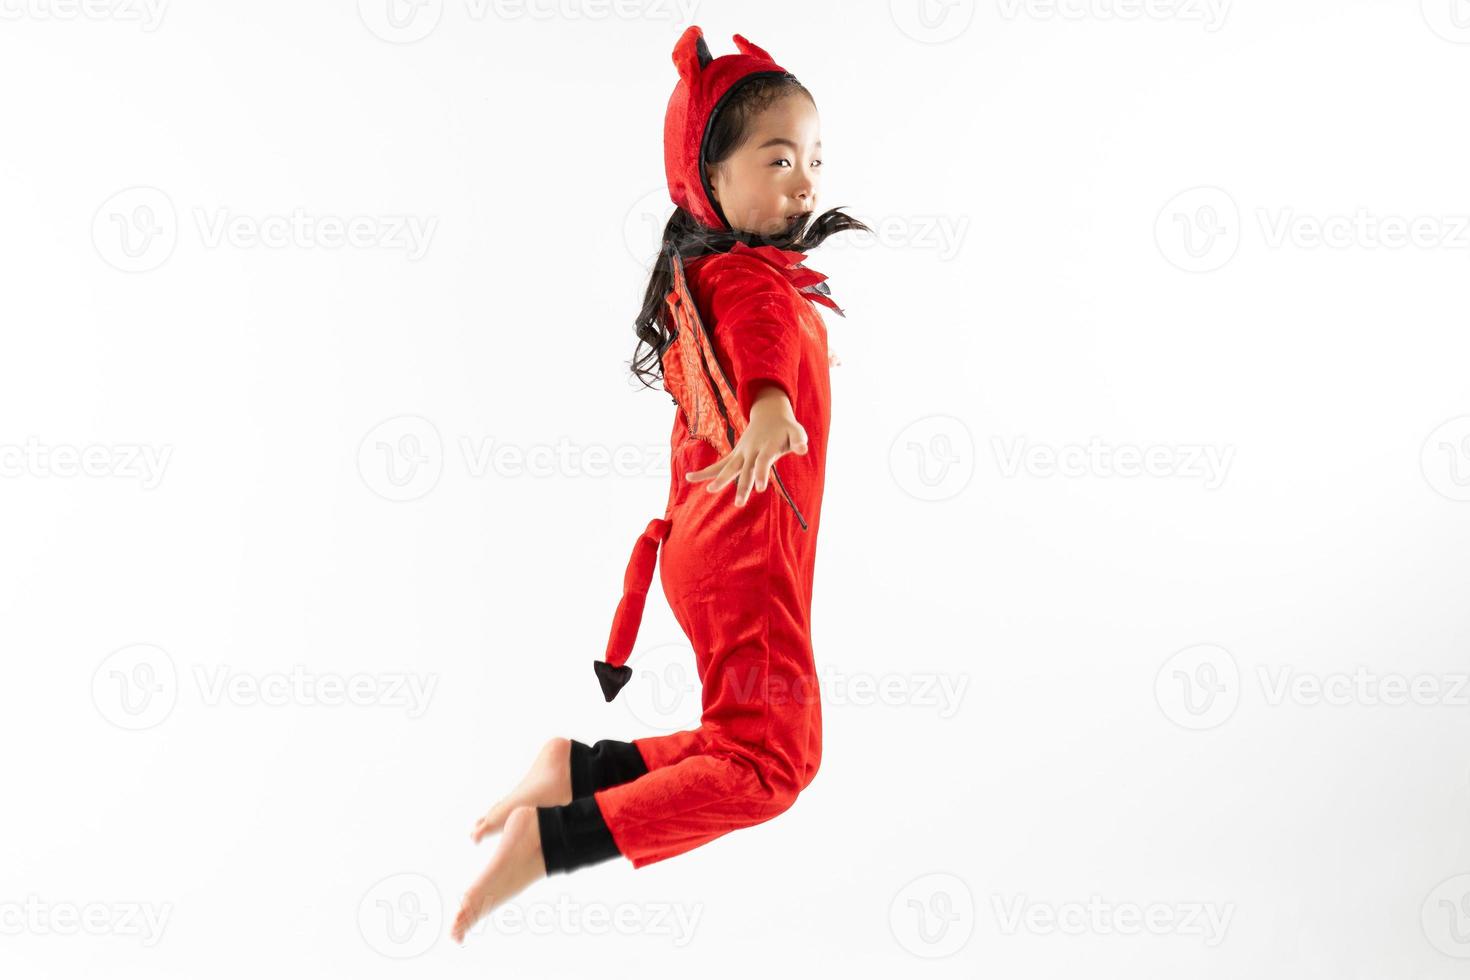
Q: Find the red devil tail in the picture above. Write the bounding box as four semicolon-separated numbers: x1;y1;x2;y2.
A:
594;516;673;702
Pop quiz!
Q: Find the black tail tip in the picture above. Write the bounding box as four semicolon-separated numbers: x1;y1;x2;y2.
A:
594;661;634;702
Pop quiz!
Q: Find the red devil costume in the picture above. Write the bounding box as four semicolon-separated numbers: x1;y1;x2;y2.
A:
536;26;844;872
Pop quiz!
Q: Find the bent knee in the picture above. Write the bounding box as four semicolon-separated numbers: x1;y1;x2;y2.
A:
709;745;798;813
763;759;815;815
799;755;820;791
782;755;821;804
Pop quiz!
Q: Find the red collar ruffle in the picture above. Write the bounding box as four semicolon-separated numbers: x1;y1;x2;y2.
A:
726;240;845;317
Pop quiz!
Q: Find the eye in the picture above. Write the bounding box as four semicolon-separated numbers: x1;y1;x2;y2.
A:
772;158;791;168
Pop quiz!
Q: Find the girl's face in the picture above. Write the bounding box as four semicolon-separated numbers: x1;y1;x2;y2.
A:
707;93;822;238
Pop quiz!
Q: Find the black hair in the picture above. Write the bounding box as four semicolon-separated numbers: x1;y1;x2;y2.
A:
629;72;872;391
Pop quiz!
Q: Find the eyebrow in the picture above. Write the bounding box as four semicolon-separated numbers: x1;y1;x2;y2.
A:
756;137;822;152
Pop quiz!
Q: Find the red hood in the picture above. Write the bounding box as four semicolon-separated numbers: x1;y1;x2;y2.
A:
664;26;790;231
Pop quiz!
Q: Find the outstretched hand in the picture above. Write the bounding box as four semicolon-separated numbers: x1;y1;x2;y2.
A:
685;384;807;507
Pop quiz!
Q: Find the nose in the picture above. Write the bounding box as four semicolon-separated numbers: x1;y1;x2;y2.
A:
792;173;815;209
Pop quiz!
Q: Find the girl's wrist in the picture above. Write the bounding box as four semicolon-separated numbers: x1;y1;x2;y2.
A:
749;383;792;418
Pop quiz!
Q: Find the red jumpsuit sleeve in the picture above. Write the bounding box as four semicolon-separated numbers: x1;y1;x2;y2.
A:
701;254;805;420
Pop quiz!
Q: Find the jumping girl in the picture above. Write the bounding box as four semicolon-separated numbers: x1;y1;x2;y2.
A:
451;25;870;944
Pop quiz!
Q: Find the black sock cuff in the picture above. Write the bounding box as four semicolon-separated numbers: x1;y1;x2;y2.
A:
568;739;595;800
570;738;650;799
537;796;622;875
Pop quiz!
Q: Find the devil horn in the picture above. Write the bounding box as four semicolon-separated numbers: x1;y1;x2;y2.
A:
672;25;710;82
732;33;774;62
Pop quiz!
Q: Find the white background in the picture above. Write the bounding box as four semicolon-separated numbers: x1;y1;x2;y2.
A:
3;1;1469;977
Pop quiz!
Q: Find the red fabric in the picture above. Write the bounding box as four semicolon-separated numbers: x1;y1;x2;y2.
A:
592;244;837;868
601;517;672;671
664;26;788;230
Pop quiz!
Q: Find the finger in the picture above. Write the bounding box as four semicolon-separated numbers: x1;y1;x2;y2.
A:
788;424;809;455
752;453;773;493
734;457;756;506
706;454;743;494
686;451;732;483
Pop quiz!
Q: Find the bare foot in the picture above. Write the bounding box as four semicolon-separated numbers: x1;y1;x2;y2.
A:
451;805;546;944
471;737;573;843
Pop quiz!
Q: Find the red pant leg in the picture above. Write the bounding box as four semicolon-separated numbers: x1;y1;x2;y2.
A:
594;734;799;868
593;441;823;869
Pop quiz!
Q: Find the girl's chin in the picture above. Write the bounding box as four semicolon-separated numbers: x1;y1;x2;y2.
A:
730;215;801;240
759;216;801;237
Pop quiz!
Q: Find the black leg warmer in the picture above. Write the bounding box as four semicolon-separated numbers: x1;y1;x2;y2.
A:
537;738;651;875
